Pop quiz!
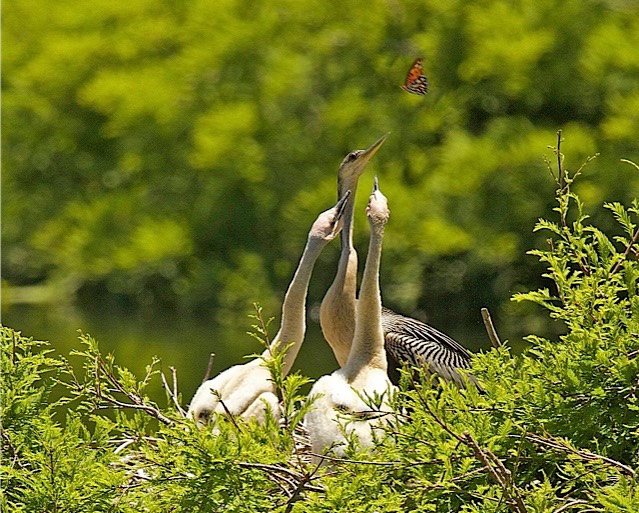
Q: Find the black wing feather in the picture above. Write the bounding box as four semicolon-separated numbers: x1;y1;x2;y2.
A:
381;307;476;387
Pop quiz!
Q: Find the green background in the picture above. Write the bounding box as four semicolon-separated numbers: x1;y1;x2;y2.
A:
3;0;638;400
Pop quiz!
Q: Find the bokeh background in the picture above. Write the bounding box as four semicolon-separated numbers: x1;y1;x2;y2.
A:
3;0;639;402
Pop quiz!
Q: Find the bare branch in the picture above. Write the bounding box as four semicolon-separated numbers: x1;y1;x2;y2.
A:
408;374;465;443
620;159;639;172
211;390;242;431
481;307;502;348
463;431;528;513
96;396;173;426
553;499;589;513
306;452;438;467
161;366;186;417
611;224;639;275
81;349;175;426
556;129;564;191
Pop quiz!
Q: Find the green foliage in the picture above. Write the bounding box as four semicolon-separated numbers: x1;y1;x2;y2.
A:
2;149;639;510
509;141;639;464
3;0;639;338
1;329;126;512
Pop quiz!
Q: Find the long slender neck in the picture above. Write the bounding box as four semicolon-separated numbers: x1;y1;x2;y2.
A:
261;238;326;375
319;180;359;366
340;180;358;255
333;177;359;290
343;223;387;379
336;196;358;291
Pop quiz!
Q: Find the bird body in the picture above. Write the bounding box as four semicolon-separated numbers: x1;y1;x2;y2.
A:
188;193;350;427
306;180;395;460
188;359;278;425
304;368;392;458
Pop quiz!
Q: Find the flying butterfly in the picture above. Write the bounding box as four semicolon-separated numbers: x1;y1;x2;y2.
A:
400;58;429;96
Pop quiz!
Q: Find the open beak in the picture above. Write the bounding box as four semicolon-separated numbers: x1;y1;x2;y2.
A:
329;190;352;238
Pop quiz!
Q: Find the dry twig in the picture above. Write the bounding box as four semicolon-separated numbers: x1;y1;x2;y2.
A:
161;366;186;417
481;307;502;348
202;352;216;383
463;431;528;513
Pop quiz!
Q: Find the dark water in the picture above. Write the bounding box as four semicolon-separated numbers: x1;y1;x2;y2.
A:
2;303;493;409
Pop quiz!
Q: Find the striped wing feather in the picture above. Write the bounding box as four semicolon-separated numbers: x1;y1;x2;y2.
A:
381;307;474;386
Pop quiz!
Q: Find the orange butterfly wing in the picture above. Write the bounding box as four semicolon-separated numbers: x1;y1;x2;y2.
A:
401;58;429;96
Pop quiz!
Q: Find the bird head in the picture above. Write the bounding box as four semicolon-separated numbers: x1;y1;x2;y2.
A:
310;190;352;241
366;176;389;228
337;134;388;195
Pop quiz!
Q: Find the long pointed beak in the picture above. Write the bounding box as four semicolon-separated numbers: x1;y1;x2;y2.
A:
356;133;389;166
328;189;351;238
334;189;351;221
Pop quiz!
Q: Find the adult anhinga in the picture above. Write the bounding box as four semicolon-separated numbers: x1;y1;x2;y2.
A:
188;192;350;427
320;135;476;387
305;178;395;460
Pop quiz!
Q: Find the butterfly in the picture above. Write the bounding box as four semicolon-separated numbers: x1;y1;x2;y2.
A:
400;58;429;96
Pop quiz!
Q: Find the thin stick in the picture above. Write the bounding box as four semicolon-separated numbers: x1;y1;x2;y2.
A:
202;353;215;383
409;374;465;444
556;130;563;191
610;224;639;276
481;308;502;348
463;431;528;513
12;331;18;365
212;390;242;431
524;432;635;478
620;158;639;172
96;397;173;426
281;460;326;511
161;366;186;417
552;499;588;513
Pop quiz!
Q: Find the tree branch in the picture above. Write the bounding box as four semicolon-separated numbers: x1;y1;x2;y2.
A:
161;366;186;417
611;224;639;275
524;432;635;478
463;431;528;513
481;307;502;348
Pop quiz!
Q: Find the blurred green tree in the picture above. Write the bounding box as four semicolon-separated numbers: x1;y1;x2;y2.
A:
3;0;638;340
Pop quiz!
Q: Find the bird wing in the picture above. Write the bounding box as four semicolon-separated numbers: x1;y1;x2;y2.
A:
381;307;473;385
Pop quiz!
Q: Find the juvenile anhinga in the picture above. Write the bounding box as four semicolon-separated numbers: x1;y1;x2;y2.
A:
188;192;350;426
306;178;395;460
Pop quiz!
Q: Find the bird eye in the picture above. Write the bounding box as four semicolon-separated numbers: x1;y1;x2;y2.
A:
346;152;358;162
197;409;212;423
